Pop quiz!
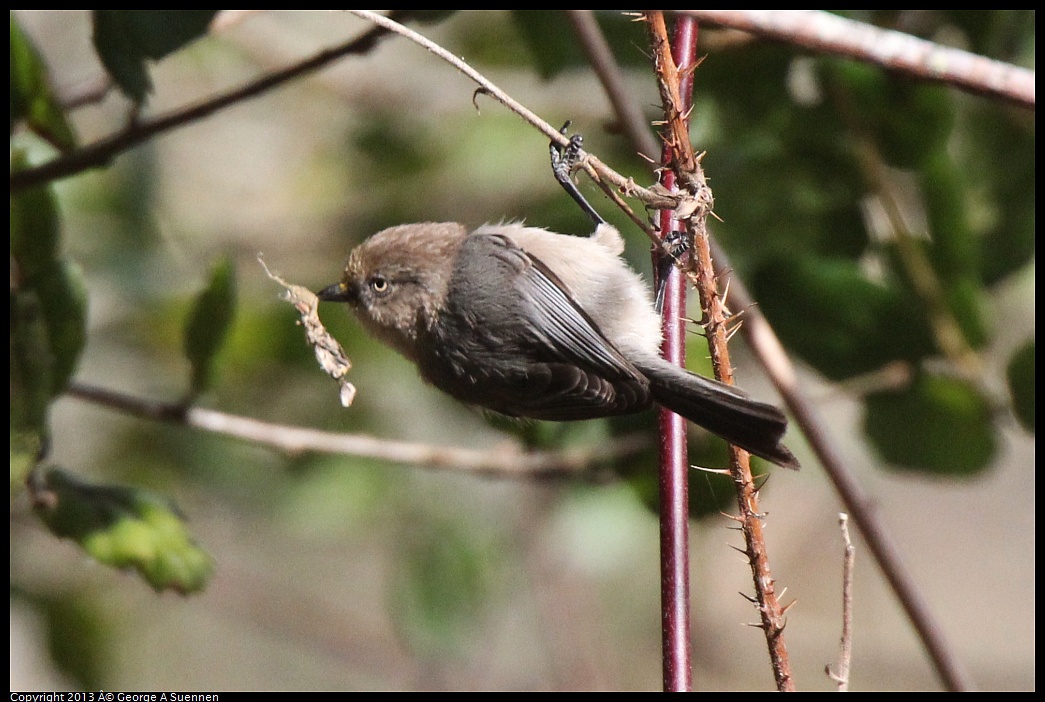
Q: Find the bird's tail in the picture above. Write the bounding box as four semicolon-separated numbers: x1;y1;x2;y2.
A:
639;359;800;469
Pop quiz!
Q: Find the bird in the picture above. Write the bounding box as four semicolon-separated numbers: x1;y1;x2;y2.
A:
316;220;799;469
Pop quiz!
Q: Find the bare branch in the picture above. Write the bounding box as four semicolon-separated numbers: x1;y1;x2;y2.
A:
10;12;402;192
827;513;855;691
677;10;1034;109
64;382;649;479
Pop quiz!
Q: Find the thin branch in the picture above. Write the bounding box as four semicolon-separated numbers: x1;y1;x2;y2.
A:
676;10;1034;110
644;12;695;692
64;382;649;479
344;10;679;212
827;513;855;692
646;11;795;691
573;10;974;692
10;12;405;192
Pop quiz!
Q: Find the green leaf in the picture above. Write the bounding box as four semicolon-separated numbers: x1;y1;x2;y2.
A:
511;10;583;79
36;593;112;690
752;255;935;380
864;373;997;474
11;430;43;497
32;468;214;593
92;10;219;102
10;150;61;280
10;292;54;437
184;256;236;396
920;151;977;284
1006;340;1034;433
827;60;953;170
31;258;89;395
964;104;1036;285
10;13;76;150
11;151;88;398
510;11;648;79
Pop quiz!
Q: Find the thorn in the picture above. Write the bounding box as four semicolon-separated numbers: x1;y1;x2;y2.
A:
725;322;744;343
472;87;491;113
780;599;797;616
720;275;732;305
738;591;758;604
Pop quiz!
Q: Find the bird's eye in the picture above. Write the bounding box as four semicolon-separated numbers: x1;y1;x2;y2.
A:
369;275;390;295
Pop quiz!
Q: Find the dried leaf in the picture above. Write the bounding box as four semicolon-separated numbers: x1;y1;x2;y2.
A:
259;255;356;407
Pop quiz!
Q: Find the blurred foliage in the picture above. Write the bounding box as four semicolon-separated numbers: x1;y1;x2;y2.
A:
10;13;76;150
390;515;501;658
184;256;236;399
8;10;1035;689
92;10;219;102
864;373;998;474
31;468;214;593
1006;339;1035;433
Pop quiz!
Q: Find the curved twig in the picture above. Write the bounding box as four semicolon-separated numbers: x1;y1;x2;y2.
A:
344;10;679;212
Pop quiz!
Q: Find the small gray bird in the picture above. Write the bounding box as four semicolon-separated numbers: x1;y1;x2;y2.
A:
318;221;799;469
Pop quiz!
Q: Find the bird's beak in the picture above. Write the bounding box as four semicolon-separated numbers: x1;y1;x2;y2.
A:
316;281;355;303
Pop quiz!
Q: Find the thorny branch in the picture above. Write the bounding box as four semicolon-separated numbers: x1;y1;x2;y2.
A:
646;11;795;691
570;10;974;692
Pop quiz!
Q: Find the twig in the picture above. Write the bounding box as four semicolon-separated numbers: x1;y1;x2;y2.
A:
64;382;649;479
10;12;405;192
344;10;679;212
827;513;855;691
676;10;1034;110
573;10;974;692
646;11;795;691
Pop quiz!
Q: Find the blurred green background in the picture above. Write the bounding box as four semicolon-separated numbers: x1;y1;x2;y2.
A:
11;11;1034;691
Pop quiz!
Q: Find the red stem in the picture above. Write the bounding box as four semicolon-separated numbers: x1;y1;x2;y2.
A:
656;14;698;693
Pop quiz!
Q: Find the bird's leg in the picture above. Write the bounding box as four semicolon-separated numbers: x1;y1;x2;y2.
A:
654;228;690;314
550;121;606;227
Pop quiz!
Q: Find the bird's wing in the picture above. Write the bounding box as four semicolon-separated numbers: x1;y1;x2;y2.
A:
432;232;651;420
